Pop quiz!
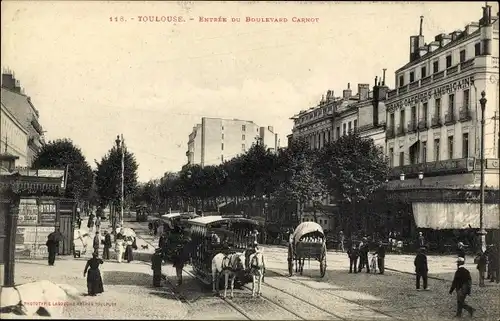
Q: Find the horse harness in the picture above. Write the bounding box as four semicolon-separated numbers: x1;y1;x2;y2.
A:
221;253;242;272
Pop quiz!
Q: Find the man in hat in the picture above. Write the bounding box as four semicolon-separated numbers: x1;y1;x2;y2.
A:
102;231;112;260
347;242;359;273
151;248;163;287
375;241;386;274
418;232;425;248
449;257;475;318
358;238;370;273
414;247;428;290
457;242;466;261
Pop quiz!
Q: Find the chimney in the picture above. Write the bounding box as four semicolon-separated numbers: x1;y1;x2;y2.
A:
427;41;440;52
487;5;492;24
13;80;21;93
374;76;378;87
382;69;387;86
342;83;352;99
1;73;15;90
267;126;274;132
358;84;370;101
419;16;424;36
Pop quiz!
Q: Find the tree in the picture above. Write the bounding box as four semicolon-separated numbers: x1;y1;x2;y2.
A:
317;132;390;233
95;142;139;208
273;139;326;224
31;138;93;202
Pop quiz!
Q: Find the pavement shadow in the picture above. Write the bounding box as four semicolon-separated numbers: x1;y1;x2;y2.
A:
102;270;152;287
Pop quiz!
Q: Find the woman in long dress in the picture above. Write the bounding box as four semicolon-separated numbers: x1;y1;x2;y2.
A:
83;253;104;296
115;235;125;263
124;237;134;263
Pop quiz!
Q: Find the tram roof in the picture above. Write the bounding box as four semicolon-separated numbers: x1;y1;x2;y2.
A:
187;215;260;226
161;213;181;219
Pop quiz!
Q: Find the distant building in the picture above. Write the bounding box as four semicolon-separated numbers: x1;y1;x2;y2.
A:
1;73;45;167
186;117;279;166
1;102;29;167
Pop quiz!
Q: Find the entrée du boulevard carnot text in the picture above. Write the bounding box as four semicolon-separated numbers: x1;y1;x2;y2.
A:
109;16;320;23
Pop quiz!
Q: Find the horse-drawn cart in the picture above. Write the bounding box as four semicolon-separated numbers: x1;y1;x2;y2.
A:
288;222;327;277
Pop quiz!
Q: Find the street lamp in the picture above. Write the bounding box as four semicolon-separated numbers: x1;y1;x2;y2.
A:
400;173;405;181
478;91;487;252
418;171;424;186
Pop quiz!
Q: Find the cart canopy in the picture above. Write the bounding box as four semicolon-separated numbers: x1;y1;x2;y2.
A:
292;222;324;245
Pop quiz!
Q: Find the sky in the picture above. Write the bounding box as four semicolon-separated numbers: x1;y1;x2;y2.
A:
1;1;497;182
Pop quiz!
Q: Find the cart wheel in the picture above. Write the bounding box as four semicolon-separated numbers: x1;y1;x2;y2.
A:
320;254;327;278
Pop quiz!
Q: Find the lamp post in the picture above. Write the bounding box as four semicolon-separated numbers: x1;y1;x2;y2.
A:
478;91;487;253
115;135;125;230
186;170;192;213
418;171;424;186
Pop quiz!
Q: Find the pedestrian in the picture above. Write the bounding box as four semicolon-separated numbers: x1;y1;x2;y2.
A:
449;257;475;318
475;249;487;287
151;248;163;287
124;236;135;263
358;239;370;273
414;247;428;290
45;237;58;266
76;213;82;230
148;221;154;235
347;243;359;273
102;231;112;260
115;234;125;263
376;241;386;274
488;244;499;283
338;231;345;253
418;232;425;248
153;220;158;236
172;235;192;286
95;216;101;232
87;214;95;232
93;232;100;256
83;252;104;296
457;242;466;261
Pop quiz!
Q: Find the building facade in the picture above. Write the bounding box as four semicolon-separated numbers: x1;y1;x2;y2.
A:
1;73;45;167
186;117;279;167
1;103;29;167
384;8;499;233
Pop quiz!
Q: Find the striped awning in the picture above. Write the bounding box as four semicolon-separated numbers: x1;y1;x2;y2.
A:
412;202;500;229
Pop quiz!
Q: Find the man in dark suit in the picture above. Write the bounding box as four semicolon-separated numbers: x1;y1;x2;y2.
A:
449;257;475;318
358;239;370;273
376;241;386;274
414;247;428;290
347;243;359;273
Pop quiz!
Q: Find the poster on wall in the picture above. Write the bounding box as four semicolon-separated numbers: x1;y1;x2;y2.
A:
15;226;55;258
38;200;57;226
17;199;39;226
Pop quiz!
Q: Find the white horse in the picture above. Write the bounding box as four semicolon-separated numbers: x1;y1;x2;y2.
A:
248;250;266;297
211;252;245;299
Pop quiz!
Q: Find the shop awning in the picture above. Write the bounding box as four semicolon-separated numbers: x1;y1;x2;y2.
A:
412;202;500;229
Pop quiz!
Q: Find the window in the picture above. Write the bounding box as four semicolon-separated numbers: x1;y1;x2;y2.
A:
462;133;469;158
221;143;224;150
399;152;405;166
448;94;455;114
460;50;466;63
434;138;440;161
422;103;428;123
327;131;331;142
222;133;224;139
399;75;404;87
242;144;245;151
448;136;454;159
475;43;481;56
242;125;246;131
435;98;441;117
433;61;439;73
348;122;352;132
390;113;395;127
353;120;358;131
336;127;340;139
409;71;415;83
242;134;245;140
343;123;347;135
411;106;417;128
421;66;427;78
400;110;405;130
389;148;394;167
421;141;427;163
463;90;470;110
446;55;452;68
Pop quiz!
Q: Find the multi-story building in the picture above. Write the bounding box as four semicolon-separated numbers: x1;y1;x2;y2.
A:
383;8;499;236
1;103;29;168
186;117;279;167
1;73;45;166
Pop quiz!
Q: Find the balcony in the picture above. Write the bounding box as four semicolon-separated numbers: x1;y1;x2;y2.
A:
459;108;472;122
460;58;474;71
409;81;419;90
421;76;432;86
446;65;459;76
417;120;428;131
396;125;406;137
388;90;397;99
398;85;408;95
407;121;417;133
444;112;456;125
431;116;442;128
386;126;396;139
433;70;445;81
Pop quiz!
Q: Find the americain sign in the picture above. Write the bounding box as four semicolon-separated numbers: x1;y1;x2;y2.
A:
386;76;474;113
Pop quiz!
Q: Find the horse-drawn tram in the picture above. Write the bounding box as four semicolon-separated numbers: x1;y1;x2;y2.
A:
288;221;327;277
187;215;260;287
161;212;198;261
